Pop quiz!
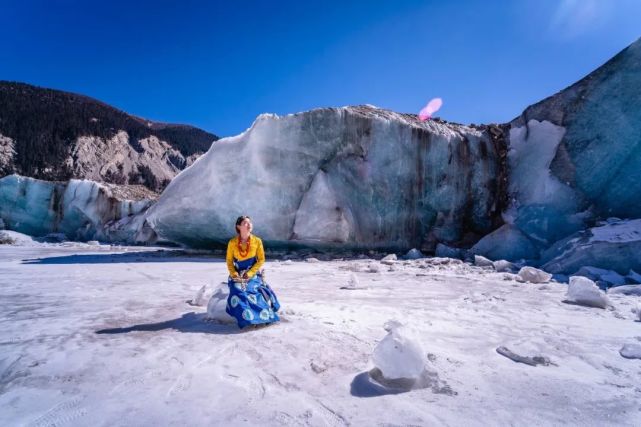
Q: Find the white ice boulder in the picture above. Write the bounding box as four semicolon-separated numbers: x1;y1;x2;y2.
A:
566;276;610;309
608;285;641;297
403;248;424;260
517;266;552;283
572;266;626;287
372;322;425;380
206;288;235;323
346;273;360;289
189;285;207;306
619;344;641;359
493;259;515;273
474;255;494;267
380;254;397;265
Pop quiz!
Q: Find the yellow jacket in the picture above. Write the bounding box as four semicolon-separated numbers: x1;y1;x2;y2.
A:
226;235;265;279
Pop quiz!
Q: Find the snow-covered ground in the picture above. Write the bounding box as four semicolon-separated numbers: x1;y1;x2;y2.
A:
1;244;640;426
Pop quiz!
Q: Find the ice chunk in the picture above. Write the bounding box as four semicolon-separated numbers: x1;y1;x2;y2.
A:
189;285;207;306
619;344;641;359
474;255;493;267
517;267;551;283
435;243;463;259
608;285;641;296
372;323;425;380
572;266;626;288
493;260;515;273
566;276;610;309
381;254;397;265
625;269;641;284
471;224;539;261
542;219;641;275
0;174;153;243
403;248;424;260
347;273;359;289
205;288;234;323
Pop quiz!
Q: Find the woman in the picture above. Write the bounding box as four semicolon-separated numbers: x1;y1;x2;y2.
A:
225;215;280;329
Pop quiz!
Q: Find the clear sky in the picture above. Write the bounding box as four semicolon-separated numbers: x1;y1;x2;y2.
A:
2;0;641;137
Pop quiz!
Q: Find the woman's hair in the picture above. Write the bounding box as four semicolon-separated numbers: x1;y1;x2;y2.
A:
235;215;252;234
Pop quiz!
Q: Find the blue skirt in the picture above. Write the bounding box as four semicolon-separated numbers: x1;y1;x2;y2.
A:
226;257;281;329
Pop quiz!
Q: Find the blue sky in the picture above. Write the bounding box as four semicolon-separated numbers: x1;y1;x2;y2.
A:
2;0;641;137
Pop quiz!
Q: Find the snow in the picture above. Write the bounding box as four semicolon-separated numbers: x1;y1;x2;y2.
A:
0;230;36;245
590;218;641;244
1;244;640;425
566;276;610;309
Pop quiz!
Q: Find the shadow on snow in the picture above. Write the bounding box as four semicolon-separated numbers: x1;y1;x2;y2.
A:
21;250;224;265
95;312;243;335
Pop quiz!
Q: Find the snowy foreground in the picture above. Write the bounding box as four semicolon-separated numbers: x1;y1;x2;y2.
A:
1;244;640;426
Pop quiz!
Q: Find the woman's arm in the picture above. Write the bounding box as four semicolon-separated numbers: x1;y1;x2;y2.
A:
247;238;265;278
226;239;238;277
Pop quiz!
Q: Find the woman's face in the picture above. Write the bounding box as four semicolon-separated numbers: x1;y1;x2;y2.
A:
238;218;253;234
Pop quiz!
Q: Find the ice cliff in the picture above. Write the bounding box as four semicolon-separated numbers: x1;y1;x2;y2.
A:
3;37;641;281
0;174;154;242
471;37;641;262
145;106;507;250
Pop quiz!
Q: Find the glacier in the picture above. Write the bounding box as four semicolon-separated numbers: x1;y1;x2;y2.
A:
2;38;641;279
472;37;641;263
0;174;153;242
145;107;507;250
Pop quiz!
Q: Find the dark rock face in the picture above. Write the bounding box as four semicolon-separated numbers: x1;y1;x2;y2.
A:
0;81;218;192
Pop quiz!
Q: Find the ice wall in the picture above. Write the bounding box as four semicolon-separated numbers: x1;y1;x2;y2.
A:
145;106;506;250
473;37;641;262
0;174;153;242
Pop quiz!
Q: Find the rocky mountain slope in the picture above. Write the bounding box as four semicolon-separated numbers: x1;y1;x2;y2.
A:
0;81;218;192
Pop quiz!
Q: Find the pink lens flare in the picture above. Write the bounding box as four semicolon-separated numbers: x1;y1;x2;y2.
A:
418;98;443;121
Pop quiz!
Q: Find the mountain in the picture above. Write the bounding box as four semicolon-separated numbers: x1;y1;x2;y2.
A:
0;81;218;192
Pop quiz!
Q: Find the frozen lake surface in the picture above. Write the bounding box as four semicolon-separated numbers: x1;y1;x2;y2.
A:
1;244;640;426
